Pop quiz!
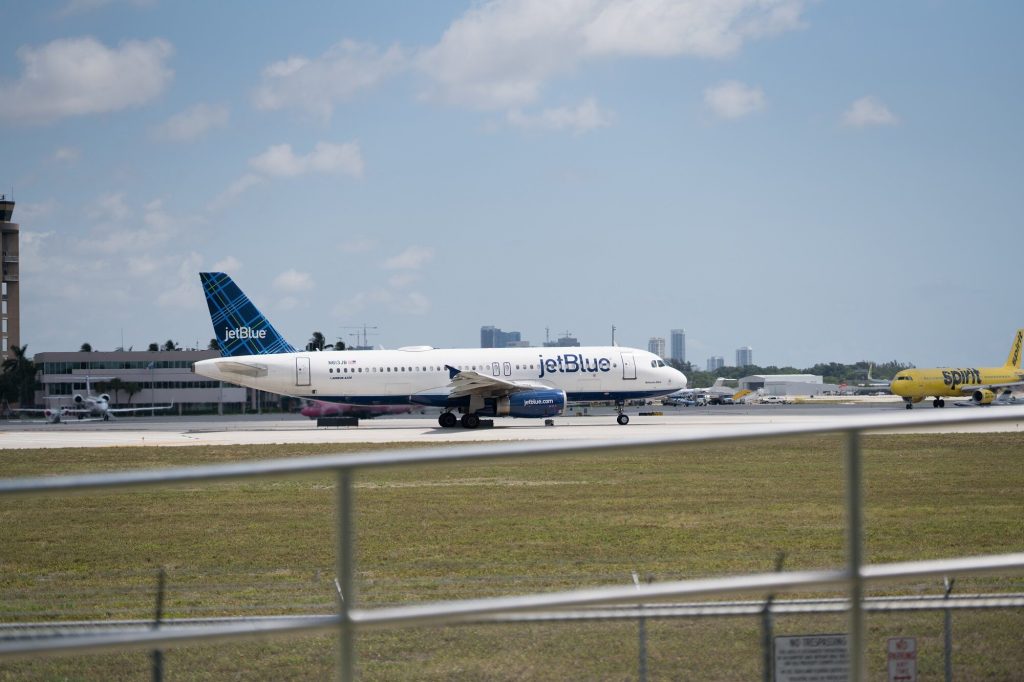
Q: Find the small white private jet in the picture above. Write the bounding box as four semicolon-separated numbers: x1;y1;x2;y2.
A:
18;377;173;423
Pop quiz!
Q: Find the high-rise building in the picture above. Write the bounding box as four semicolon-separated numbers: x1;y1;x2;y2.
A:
706;356;725;371
670;329;685;363
736;346;753;367
648;337;666;358
480;326;524;348
1;196;20;362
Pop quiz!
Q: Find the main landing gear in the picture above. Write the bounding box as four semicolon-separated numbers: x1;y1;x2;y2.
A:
615;401;630;425
438;411;482;429
904;398;945;410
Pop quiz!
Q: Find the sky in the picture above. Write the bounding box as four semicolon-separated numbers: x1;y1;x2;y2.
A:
3;0;1022;369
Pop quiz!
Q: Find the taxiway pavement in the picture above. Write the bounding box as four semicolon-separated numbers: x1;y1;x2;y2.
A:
0;403;1020;449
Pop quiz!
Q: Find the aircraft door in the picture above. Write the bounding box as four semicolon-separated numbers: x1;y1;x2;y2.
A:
621;353;636;380
296;357;311;386
492;362;501;376
503;362;511;376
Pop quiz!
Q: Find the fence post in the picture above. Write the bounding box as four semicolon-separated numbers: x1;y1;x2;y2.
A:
337;470;355;682
944;577;955;682
151;567;166;682
762;552;786;682
632;572;648;682
845;430;864;681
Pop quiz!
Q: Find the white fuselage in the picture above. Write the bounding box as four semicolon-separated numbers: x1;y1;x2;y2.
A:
193;345;686;408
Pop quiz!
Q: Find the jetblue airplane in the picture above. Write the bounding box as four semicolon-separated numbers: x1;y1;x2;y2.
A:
193;273;687;428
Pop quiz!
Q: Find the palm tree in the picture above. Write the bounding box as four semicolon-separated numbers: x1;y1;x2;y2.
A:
104;378;125;406
1;344;36;407
306;331;326;352
124;382;140;407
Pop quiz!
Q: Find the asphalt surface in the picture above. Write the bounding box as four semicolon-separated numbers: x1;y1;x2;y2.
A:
1;401;1021;449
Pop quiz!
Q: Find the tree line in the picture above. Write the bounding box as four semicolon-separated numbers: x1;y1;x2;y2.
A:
666;359;912;389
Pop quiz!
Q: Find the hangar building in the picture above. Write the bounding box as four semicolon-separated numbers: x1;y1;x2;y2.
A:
33;350;248;414
738;374;840;397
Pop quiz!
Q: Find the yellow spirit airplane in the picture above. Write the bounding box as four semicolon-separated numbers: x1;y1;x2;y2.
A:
889;329;1024;409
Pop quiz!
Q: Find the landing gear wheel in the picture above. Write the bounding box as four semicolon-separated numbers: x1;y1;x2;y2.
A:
461;413;480;429
439;412;457;428
617;414;629;425
905;402;913;410
938;399;945;408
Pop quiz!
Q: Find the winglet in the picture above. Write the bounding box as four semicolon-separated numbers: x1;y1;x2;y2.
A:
200;272;296;357
445;364;461;380
1006;328;1024;369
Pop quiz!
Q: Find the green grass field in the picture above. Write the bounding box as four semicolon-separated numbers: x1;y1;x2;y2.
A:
1;433;1022;680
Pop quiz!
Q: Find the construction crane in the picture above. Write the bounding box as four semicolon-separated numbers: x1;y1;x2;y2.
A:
341;324;378;350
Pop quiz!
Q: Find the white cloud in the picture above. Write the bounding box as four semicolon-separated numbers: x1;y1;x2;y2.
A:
54;147;81;163
382;246;434;270
0;37;173;123
507;97;613;134
334;288;431;317
211;255;242;273
156;103;229;141
418;0;805;110
13;200;58;222
207;173;266;212
249;142;364;178
703;80;765;119
58;0;155;17
88;192;132;222
157;252;203;308
253;40;405;120
842;95;899;128
209;141;362;210
273;269;315;293
17;230;54;275
86;198;191;255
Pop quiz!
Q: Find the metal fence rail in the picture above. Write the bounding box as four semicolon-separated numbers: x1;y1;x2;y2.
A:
2;407;1024;680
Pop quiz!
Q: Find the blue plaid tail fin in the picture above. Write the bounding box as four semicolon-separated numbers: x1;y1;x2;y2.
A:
200;272;296;356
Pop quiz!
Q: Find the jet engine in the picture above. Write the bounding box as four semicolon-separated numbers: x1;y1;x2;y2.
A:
492;389;566;418
73;394;84;405
972;389;996;405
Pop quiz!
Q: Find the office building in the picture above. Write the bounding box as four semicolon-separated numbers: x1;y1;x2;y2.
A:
706;356;725;371
34;350;247;414
480;326;525;348
648;337;666;358
1;196;20;362
736;346;754;367
670;329;685;363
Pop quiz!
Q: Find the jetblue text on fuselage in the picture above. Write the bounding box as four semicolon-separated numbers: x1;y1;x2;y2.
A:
538;353;612;378
224;327;267;340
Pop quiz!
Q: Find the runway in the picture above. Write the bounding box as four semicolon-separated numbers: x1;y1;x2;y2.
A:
1;403;1021;449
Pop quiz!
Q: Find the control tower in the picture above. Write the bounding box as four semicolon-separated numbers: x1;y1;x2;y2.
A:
1;196;20;362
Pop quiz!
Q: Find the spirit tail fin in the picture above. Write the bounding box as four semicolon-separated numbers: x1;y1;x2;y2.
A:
1005;329;1024;369
199;272;296;357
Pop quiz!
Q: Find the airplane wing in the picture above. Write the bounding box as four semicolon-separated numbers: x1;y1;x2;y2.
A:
444;366;548;399
107;404;174;415
959;380;1024;394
